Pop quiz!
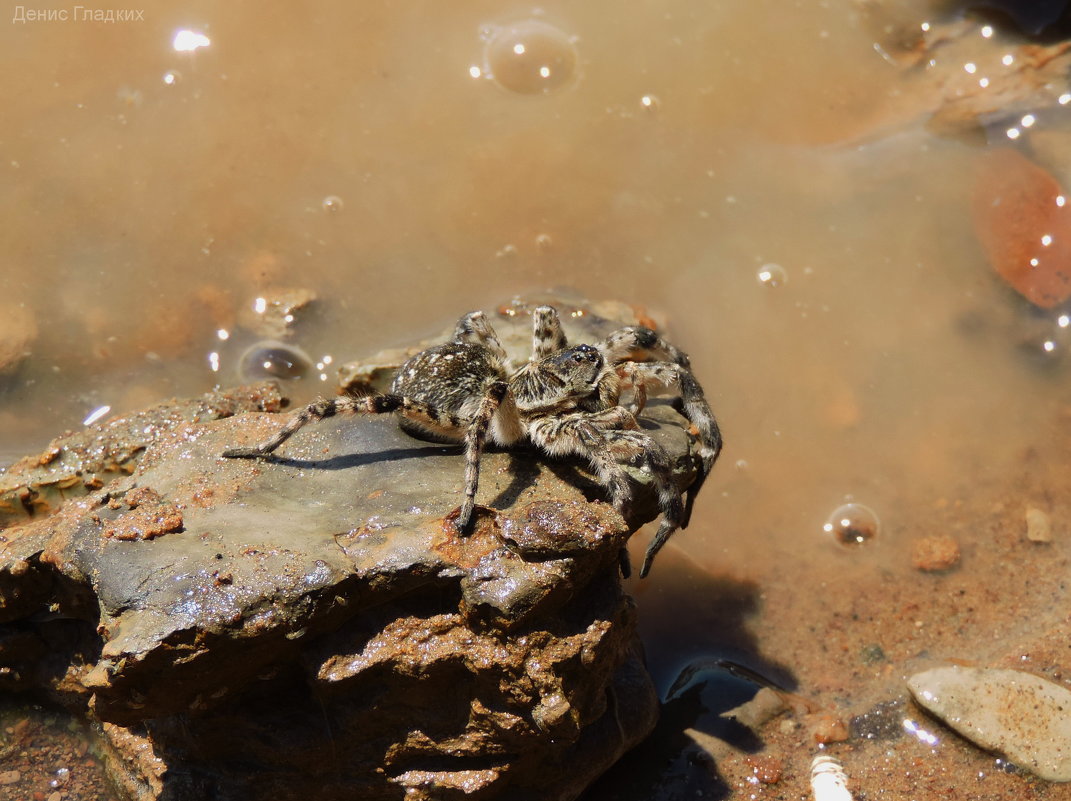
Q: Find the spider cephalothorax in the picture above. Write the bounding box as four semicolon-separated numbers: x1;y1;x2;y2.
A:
222;305;721;577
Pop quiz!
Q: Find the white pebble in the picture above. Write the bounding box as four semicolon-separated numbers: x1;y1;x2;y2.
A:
811;754;853;801
908;665;1071;781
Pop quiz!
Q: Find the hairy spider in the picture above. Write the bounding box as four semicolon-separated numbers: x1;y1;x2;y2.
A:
222;306;721;577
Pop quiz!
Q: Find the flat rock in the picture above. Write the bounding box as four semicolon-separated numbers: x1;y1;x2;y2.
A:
908;665;1071;782
0;297;708;800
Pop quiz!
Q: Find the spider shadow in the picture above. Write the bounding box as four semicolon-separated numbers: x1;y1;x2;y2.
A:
258;444;461;472
252;398;680;507
483;448;544;510
263;437;547;507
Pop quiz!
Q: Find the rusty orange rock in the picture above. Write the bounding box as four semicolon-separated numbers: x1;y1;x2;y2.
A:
972;147;1071;309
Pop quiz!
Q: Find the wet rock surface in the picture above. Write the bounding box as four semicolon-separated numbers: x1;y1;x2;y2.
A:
0;299;706;800
0;383;284;527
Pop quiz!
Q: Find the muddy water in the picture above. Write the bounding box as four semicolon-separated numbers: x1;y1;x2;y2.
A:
3;1;1071;799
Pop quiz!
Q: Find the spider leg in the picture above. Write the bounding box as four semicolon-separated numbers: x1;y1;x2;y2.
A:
597;325;692;369
618;429;685;578
220;394;459;459
577;405;638;431
531;305;569;360
453;311;508;366
528;415;633;516
456;380;509;531
615;360;722;528
615;363;648;415
528;413;683;578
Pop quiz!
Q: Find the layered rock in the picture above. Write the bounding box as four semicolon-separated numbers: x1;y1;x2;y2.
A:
0;298;705;800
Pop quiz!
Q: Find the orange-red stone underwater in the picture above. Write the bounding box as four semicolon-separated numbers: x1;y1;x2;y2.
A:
972;147;1071;309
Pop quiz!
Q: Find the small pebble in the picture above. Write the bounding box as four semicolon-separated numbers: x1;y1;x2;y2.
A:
0;770;21;784
1025;506;1053;543
908;665;1071;782
240;287;318;339
745;754;783;783
721;687;787;730
910;534;960;571
810;713;849;744
859;643;886;665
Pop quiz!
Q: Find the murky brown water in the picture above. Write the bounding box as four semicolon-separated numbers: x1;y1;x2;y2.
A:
3;1;1071;798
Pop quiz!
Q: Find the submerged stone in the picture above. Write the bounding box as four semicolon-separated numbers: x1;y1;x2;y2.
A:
908;665;1071;782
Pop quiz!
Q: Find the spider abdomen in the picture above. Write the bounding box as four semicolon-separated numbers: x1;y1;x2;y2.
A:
391;344;505;406
391;343;521;444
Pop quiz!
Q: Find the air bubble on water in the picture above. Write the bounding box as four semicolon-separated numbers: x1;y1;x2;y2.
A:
238;341;313;382
162;70;182;86
481;19;578;95
322;195;344;213
535;233;552;250
823;503;880;547
639;94;661;113
757;263;787;287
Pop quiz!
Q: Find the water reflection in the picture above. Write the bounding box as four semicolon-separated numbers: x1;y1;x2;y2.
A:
171;29;211;52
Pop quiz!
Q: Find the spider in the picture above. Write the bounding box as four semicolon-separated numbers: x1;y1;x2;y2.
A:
222;306;721;578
